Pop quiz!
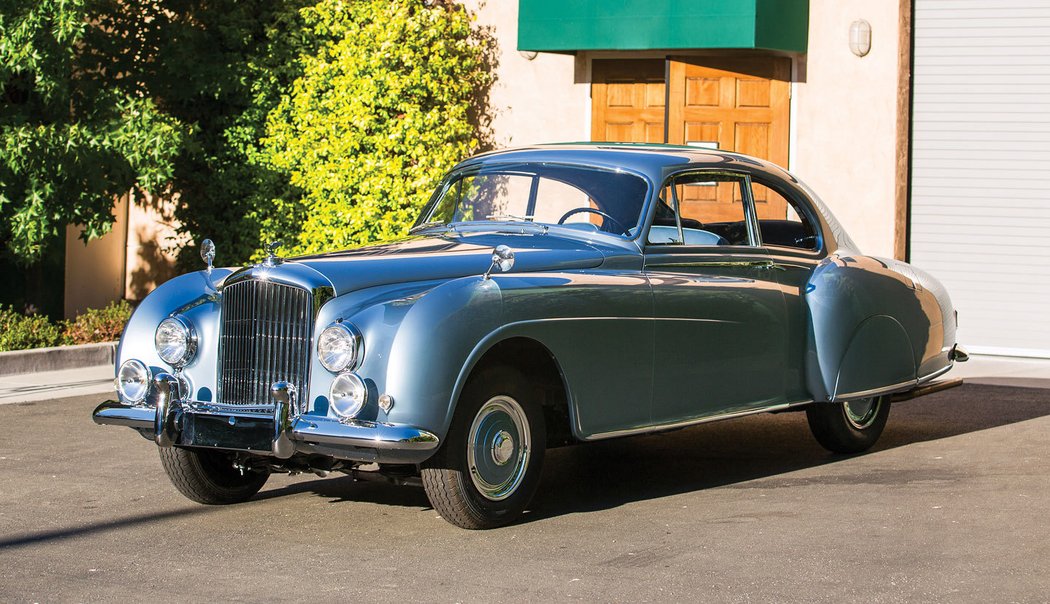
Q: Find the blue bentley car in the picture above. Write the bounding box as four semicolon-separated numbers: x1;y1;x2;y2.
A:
94;144;966;529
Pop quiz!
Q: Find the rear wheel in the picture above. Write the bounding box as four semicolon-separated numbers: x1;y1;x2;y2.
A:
806;395;890;454
158;447;269;504
422;366;546;529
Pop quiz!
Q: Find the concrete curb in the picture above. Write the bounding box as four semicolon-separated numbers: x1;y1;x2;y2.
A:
0;341;117;376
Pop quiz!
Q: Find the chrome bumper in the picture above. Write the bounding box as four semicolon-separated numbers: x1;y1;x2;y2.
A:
92;373;440;464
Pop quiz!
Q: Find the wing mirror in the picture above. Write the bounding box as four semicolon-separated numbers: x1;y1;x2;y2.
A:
200;239;215;274
483;245;515;280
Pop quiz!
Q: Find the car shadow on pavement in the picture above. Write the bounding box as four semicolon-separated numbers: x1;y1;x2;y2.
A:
524;383;1049;523
248;383;1049;524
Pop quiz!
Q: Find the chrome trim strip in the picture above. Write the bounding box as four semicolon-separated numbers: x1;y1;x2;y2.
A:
917;362;954;385
183;401;277;417
833;378;917;402
584;399;813;441
645;260;775;269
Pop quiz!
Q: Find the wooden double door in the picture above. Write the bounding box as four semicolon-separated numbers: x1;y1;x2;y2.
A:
591;57;791;220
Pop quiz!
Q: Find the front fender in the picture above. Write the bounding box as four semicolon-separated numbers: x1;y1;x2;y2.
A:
353;276;503;440
116;269;231;397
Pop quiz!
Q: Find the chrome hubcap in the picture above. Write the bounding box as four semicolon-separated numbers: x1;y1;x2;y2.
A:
844;396;881;429
491;430;514;466
467;396;530;501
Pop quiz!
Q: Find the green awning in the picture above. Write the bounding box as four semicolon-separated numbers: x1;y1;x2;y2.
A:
518;0;808;54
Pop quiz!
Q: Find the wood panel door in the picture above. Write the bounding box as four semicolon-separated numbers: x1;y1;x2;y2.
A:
667;57;791;222
591;59;666;144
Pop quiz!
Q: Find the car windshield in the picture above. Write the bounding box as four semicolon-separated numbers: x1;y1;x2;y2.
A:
418;163;650;238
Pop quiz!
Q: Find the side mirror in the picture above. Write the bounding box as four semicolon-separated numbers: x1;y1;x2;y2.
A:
200;239;216;274
483;245;515;280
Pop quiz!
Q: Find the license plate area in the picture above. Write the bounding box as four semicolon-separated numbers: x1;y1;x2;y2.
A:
179;411;273;453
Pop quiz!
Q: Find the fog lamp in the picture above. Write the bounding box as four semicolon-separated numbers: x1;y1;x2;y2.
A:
330;373;367;419
116;359;151;405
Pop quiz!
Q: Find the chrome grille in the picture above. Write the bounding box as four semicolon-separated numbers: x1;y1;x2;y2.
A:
219;279;312;409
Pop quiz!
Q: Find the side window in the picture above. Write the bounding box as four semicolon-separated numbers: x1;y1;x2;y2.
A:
752;182;819;251
648;173;752;246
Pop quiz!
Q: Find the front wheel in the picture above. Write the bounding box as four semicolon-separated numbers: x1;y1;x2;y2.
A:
806;395;890;454
422;367;546;529
158;447;269;504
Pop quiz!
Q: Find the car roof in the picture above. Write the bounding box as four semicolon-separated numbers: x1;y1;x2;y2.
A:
451;142;857;255
457;143;796;185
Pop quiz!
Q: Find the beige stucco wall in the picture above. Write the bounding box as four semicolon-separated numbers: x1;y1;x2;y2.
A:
64;191;184;318
790;1;902;257
124;191;186;302
64;196;127;319
463;0;590;148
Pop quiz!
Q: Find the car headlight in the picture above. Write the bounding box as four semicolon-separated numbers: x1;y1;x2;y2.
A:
116;359;151;404
155;315;197;367
317;322;363;373
329;373;367;419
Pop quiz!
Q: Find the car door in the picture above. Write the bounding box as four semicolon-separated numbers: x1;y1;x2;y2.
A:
644;171;790;425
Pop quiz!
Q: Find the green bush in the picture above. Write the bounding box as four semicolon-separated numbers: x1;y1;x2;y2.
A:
0;306;65;352
261;0;494;255
62;300;132;345
0;300;132;352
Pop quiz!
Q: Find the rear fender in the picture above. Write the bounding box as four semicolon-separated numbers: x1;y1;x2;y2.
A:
804;255;930;401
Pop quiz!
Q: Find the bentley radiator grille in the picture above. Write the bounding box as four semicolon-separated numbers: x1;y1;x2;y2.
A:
219;279;311;409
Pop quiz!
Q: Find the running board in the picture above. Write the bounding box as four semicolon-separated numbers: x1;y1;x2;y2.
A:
890;378;964;402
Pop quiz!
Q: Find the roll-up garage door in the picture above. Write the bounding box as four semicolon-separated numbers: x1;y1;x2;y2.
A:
910;0;1050;357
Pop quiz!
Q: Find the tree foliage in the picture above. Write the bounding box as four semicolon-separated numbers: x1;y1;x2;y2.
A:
0;0;184;262
0;0;494;271
262;0;494;255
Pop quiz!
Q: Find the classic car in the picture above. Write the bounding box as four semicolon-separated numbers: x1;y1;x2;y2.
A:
94;144;967;529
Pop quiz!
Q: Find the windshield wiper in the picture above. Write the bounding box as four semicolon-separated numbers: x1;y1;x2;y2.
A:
409;221;446;234
487;213;534;222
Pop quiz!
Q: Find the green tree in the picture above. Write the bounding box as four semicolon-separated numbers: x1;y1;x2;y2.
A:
262;0;494;255
0;0;184;263
128;0;314;269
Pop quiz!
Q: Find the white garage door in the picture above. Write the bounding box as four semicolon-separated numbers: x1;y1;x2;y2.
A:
910;0;1050;357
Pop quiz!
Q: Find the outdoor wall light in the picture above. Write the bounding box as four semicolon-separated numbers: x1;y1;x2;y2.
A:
519;50;538;61
850;19;872;57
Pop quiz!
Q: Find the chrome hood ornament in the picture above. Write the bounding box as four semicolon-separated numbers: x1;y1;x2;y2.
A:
262;241;284;268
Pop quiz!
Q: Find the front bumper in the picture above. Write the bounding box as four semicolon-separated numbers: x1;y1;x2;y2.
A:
93;373;440;464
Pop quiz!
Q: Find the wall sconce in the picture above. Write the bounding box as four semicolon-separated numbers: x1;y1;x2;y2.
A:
519;50;539;61
849;20;872;57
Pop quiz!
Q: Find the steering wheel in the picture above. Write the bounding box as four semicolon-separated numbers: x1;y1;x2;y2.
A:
557;207;629;235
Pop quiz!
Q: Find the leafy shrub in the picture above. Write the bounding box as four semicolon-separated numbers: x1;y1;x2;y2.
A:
0;300;132;352
0;306;65;352
62;300;132;345
261;0;495;255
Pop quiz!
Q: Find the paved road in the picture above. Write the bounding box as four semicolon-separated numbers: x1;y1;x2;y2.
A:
1;384;1048;602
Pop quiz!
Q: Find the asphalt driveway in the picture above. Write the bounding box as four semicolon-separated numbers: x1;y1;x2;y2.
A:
1;384;1047;602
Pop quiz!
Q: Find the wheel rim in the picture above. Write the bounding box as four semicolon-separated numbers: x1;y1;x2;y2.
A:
467;395;531;501
843;396;881;429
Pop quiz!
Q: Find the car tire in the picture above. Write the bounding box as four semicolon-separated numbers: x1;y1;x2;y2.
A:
421;366;546;529
806;395;890;454
158;447;269;504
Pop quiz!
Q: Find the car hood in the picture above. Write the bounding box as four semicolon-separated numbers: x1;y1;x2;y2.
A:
286;232;607;295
